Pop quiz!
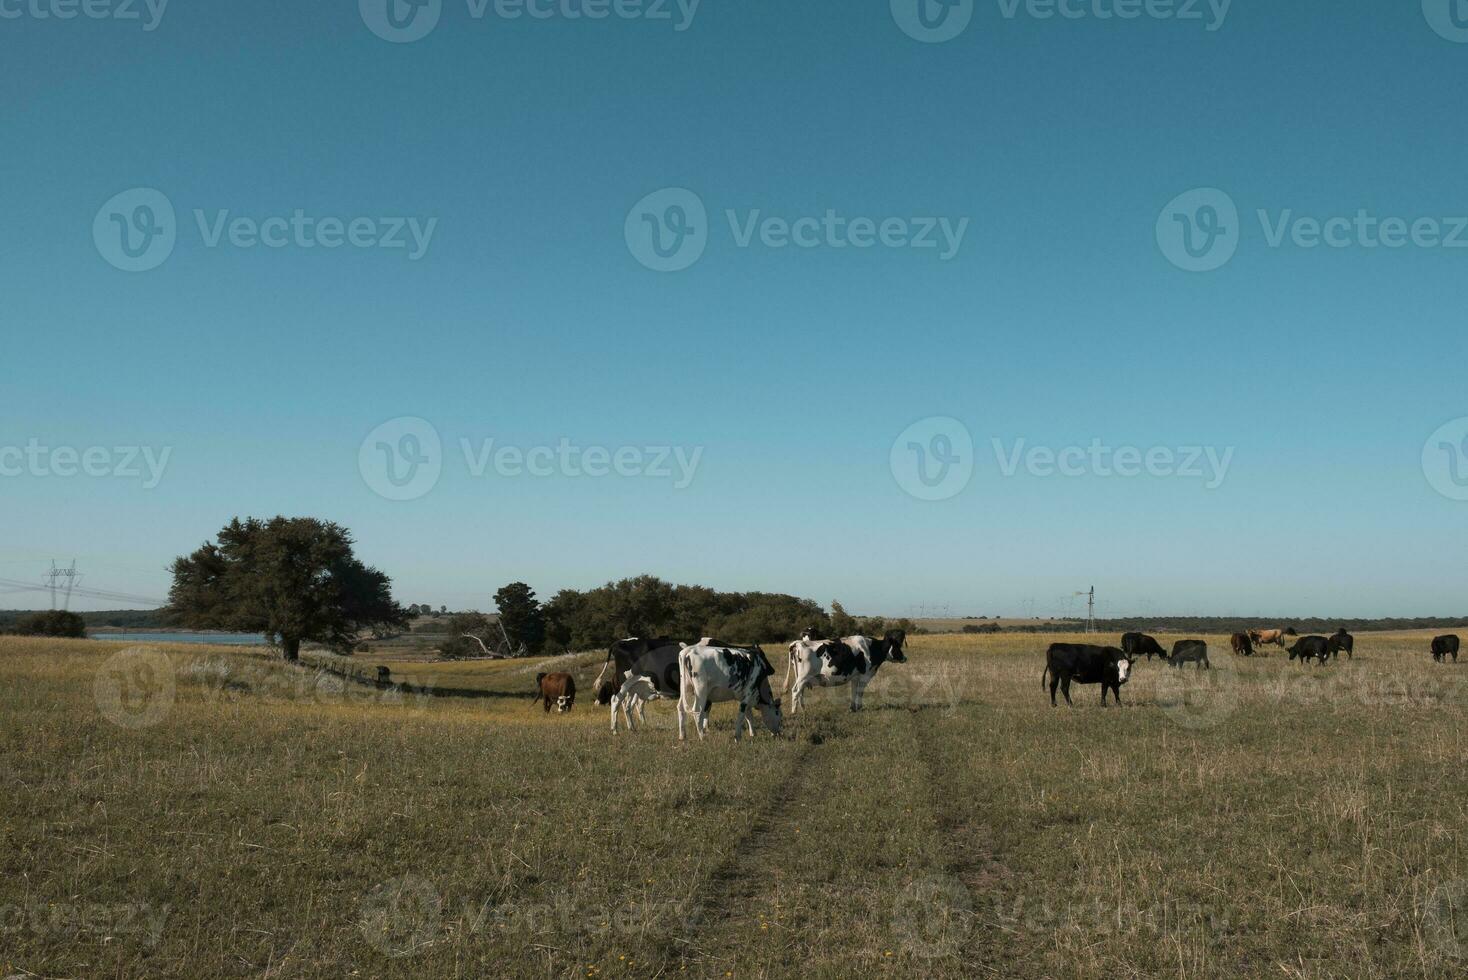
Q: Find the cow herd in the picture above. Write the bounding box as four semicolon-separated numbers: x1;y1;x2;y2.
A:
533;630;911;738
1044;628;1463;706
528;626;1464;729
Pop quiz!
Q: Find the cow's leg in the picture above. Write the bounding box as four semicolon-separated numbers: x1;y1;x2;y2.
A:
851;675;870;712
635;698;648;727
697;701;711;741
622;695;638;732
1049;674;1060;707
1100;684;1109;706
733;702;747;741
1061;677;1073;707
610;693;621;733
676;696;686;741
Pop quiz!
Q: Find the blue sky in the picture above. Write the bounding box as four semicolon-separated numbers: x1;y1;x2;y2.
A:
2;0;1466;617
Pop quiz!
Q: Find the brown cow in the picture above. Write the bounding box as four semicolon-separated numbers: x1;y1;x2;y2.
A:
1230;632;1254;657
1249;628;1295;649
534;672;576;713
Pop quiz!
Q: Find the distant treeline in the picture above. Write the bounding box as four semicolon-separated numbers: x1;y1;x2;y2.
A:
0;608;166;629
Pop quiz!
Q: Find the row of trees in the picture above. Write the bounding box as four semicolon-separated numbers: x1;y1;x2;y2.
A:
438;575;913;658
161;517;910;661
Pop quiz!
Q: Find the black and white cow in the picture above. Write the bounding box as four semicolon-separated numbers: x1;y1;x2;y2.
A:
677;641;782;741
783;630;908;713
595;637;684;732
1042;643;1132;706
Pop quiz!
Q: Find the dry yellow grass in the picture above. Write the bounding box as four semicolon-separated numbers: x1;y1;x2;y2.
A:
2;630;1466;978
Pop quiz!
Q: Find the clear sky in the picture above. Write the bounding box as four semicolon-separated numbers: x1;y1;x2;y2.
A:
2;0;1466;617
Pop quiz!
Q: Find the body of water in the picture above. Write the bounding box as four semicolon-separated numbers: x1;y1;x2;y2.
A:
89;631;269;646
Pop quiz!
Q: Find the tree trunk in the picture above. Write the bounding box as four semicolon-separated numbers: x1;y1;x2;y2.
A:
282;636;301;663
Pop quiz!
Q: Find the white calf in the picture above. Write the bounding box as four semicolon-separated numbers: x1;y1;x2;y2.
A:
677;641;783;741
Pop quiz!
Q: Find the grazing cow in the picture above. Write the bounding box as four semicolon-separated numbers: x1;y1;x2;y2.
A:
1326;629;1354;661
1121;632;1167;661
534;672;576;713
1287;636;1330;665
1168;639;1210;670
1229;632;1254;657
1431;634;1460;663
1249;628;1294;650
677;641;782;741
1042;643;1132;707
784;630;908;713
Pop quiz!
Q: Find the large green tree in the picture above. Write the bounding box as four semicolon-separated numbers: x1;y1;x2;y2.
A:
494;582;545;655
167;517;408;662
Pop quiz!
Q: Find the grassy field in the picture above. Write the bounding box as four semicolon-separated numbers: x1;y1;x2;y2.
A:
3;631;1467;978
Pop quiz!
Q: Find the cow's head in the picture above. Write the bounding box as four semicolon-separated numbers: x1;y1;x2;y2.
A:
756;679;784;735
1112;652;1132;684
883;629;908;664
556;695;572;713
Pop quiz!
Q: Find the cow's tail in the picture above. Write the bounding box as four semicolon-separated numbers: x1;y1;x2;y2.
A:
1041;663;1050;691
592;651;612;692
677;649;693;716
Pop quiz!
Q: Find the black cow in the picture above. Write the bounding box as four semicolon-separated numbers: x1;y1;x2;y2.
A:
1288;635;1330;665
1326;629;1354;661
1042;643;1132;707
1168;639;1209;670
1431;634;1460;663
1121;632;1167;661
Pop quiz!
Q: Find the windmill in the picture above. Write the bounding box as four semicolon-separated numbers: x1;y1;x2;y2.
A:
1073;586;1096;633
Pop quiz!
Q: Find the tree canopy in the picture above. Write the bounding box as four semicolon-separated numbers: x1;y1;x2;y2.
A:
167;517;408;661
